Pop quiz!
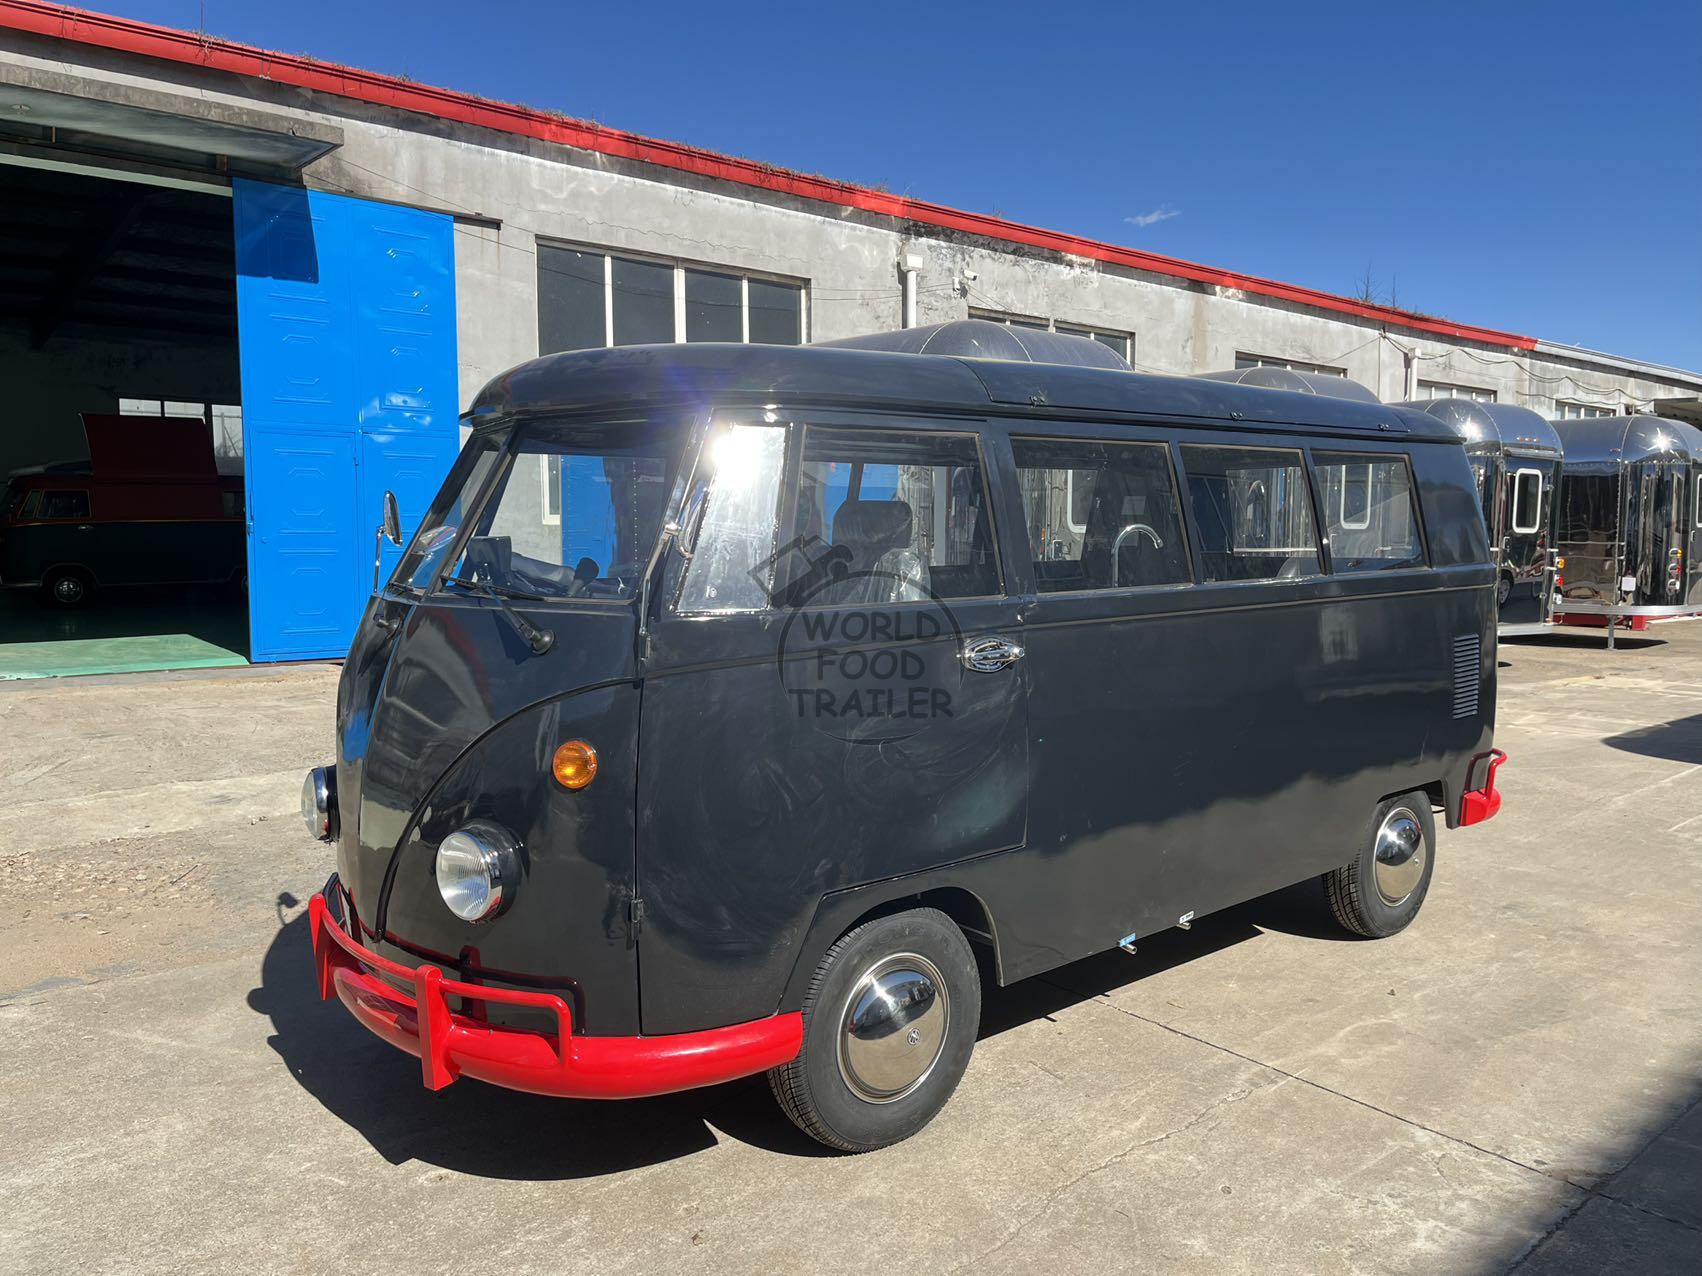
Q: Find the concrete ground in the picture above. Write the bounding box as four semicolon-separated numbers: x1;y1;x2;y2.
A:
1;626;1699;1274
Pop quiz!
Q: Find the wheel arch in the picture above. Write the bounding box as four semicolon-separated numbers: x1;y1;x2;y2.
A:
780;878;1004;1014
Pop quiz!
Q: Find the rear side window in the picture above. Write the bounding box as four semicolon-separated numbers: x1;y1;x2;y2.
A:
1181;445;1320;582
1313;452;1425;572
776;427;999;605
1510;468;1544;535
1011;437;1191;592
40;490;90;520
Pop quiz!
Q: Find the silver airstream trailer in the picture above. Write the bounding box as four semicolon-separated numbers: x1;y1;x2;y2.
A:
1550;414;1702;645
1394;400;1564;636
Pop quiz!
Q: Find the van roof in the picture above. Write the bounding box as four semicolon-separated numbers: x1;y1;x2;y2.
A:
469;343;1457;442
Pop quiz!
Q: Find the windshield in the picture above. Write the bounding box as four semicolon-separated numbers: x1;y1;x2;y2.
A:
393;417;681;601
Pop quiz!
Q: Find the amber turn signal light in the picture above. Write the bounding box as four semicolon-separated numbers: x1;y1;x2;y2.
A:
552;740;598;790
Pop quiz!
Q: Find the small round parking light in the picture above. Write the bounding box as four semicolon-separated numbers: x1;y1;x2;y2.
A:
552;740;599;790
434;823;521;923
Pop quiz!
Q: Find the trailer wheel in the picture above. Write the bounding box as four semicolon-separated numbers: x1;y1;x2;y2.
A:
1325;792;1436;938
768;907;980;1152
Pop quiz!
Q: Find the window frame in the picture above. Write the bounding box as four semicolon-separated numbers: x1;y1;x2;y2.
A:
1416;379;1496;403
669;418;790;617
537;238;809;353
770;420;1007;611
1233;352;1347;378
40;489;92;521
972;310;1135;364
1309;448;1429;573
1510;466;1544;535
1010;433;1193;598
1176;440;1327;584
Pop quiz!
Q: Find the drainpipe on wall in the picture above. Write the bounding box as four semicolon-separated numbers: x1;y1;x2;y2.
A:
898;248;925;328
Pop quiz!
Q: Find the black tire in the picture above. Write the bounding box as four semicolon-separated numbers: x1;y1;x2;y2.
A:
1325;791;1437;938
43;568;92;609
769;907;980;1153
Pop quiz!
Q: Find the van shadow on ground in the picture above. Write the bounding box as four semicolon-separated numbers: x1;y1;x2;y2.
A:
1603;712;1702;765
1502;632;1664;653
250;880;1337;1177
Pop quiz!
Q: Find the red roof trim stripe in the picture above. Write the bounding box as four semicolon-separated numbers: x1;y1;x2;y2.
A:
1;1;1538;351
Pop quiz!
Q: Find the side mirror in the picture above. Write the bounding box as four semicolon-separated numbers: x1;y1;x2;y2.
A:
382;490;403;546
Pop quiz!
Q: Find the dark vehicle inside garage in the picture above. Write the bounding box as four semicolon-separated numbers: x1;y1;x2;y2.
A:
0;161;247;677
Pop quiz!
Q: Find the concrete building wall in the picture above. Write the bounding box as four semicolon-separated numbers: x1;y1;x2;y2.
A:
3;30;1698;429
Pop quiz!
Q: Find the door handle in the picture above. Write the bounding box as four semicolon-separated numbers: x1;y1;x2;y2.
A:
960;635;1024;673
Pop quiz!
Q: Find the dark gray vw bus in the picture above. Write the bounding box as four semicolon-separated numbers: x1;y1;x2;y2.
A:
303;329;1506;1151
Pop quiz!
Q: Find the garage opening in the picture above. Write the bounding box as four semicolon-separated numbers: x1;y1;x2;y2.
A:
0;162;247;679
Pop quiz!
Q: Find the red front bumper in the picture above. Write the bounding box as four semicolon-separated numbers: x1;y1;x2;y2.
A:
308;891;802;1099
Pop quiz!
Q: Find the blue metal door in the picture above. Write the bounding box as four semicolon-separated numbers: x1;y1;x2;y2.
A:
234;180;458;661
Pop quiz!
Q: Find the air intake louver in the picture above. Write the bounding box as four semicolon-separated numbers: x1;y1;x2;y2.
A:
1451;634;1482;719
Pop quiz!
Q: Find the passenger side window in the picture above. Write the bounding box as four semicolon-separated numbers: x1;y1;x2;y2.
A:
1509;469;1543;535
775;427;999;605
1313;452;1425;572
1180;445;1320;582
1011;437;1191;592
40;491;90;520
676;422;787;612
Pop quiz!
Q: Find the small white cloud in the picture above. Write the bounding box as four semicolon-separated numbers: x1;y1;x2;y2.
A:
1125;206;1180;228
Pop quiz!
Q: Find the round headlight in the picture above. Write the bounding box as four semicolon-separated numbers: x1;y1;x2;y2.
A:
434;822;521;923
301;766;336;842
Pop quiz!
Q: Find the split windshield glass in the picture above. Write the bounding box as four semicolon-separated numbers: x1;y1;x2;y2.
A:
392;417;682;602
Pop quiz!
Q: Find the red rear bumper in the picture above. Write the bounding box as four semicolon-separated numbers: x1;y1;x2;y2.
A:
308;891;801;1099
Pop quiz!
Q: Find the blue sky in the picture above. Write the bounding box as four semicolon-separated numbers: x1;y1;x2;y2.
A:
104;0;1701;368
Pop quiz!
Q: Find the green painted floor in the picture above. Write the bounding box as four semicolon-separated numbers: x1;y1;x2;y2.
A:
0;592;249;679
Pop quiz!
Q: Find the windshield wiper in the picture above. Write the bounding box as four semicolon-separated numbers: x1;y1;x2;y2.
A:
445;576;555;655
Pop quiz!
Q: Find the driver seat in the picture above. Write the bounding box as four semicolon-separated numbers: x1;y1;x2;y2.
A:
829;499;929;604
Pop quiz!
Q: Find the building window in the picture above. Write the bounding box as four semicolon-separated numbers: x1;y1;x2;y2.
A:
1234;353;1346;377
538;242;807;354
1417;380;1496;403
971;310;1135;364
1555;401;1618;419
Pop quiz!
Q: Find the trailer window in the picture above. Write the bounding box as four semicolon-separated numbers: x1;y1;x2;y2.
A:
1313;453;1424;572
675;422;787;613
1181;445;1320;582
775;427;999;604
1012;437;1191;592
1510;469;1543;535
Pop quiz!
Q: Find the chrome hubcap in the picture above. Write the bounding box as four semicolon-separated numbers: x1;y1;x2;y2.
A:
837;953;949;1104
1373;807;1426;906
53;577;83;603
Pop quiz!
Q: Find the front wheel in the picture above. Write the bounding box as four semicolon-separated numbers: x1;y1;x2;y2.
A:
769;907;981;1152
43;568;92;609
1325;792;1437;937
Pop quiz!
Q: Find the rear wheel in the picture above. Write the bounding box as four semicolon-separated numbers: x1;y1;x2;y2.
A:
1325;792;1436;937
769;907;980;1152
